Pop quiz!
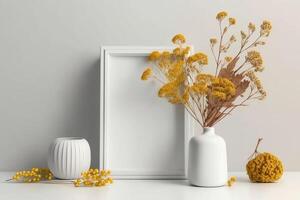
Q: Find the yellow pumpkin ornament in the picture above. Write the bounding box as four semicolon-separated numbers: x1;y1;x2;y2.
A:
246;138;284;183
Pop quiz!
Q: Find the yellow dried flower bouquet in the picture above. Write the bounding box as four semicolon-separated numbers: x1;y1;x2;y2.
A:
141;11;272;128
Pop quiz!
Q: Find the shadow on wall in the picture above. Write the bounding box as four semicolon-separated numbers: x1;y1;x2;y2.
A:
61;58;100;168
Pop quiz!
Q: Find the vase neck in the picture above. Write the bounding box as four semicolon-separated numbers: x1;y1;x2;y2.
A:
202;127;215;135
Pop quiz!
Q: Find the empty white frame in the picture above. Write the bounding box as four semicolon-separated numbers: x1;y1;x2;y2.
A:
100;46;194;179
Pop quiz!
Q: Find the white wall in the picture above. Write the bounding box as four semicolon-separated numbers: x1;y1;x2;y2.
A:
0;0;299;171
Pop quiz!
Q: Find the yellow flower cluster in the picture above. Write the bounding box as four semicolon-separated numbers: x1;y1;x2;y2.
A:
216;11;228;21
246;152;283;183
190;74;236;101
148;51;161;61
187;52;208;65
190;74;212;95
74;169;113;187
141;68;152;80
167;61;184;81
196;73;214;83
12;168;53;183
147;47;190;79
157;65;185;104
191;83;208;95
248;22;256;32
172;34;186;44
246;71;266;100
225;56;232;62
173;46;190;57
173;48;180;56
158;82;182;104
229;17;236;25
227;176;237;187
161;51;171;59
246;51;264;72
209;38;217;46
260;20;272;36
211;77;236;101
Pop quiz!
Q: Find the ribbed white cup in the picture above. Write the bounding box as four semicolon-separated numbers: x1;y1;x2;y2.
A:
48;137;91;179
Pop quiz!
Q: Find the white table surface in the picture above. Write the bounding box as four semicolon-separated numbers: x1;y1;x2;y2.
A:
0;172;299;200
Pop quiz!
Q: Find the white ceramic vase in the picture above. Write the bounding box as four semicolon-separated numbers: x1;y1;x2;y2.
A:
48;137;91;179
188;127;227;187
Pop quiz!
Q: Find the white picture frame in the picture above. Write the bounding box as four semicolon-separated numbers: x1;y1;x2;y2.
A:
100;46;195;179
